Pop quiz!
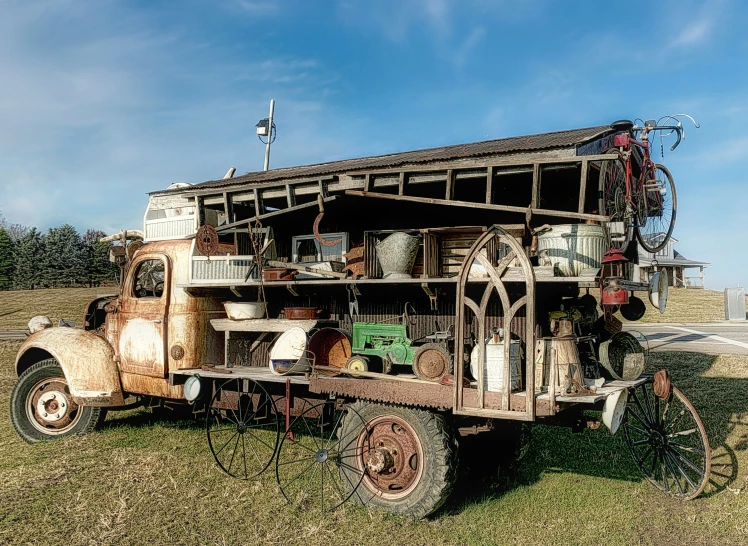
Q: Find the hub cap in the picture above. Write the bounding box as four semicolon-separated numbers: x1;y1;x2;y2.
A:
26;378;81;435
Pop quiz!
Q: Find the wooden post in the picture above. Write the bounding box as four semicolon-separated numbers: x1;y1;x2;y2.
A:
285;184;296;208
254;188;265;217
223;192;234;224
364;173;372;192
485;166;493;204
398;171;407;196
445;169;455;200
578;160;588;213
531;163;540;208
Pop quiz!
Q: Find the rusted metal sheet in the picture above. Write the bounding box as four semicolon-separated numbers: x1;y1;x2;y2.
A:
15;327;125;406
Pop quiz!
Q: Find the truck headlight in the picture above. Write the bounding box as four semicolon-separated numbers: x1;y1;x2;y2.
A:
184;375;202;403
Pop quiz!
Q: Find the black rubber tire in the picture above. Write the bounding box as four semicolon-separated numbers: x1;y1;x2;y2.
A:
636;163;677;253
10;359;104;444
338;401;457;519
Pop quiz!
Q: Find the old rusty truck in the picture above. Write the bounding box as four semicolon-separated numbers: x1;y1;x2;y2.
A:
10;118;711;518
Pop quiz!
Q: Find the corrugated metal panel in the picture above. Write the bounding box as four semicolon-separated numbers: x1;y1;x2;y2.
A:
145;218;194;240
192;256;255;282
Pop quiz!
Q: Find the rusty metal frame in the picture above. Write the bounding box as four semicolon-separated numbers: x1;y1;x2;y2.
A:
453;225;536;421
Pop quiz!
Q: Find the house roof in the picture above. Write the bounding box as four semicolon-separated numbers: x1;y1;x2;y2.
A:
151;124;614;195
640;249;710;268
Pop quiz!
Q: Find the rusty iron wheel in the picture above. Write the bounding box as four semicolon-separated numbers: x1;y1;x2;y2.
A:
356;415;424;500
10;359;103;444
275;402;367;514
412;343;452;382
26;377;81;435
206;378;280;480
338;402;457;518
624;381;711;500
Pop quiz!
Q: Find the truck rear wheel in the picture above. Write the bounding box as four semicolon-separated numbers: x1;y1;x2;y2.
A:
338;401;457;518
10;359;104;444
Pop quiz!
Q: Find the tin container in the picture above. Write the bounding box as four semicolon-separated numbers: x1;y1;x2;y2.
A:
537;224;606;277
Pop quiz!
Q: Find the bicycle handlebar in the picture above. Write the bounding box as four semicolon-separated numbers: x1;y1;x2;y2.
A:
630;114;699;151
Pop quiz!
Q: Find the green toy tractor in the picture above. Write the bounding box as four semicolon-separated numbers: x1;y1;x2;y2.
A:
345;305;453;382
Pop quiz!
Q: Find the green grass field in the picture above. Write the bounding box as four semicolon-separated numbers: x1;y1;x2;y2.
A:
0;343;746;546
1;288;747;545
0;287;109;330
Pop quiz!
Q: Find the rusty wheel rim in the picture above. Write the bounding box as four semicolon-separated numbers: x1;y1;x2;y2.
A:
414;348;449;381
356;416;424;500
25;377;81;435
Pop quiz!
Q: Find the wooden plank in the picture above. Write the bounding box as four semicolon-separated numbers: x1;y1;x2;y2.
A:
318;179;328;198
364;173;372;192
313;365;435;385
223;192;234;225
485;166;493;204
398;171;407;195
285;184;296;208
210;318;336;333
212;196;338;234
254;188;265;217
531;163;539;208
578;159;589;214
445;169;455;200
345;190;609;222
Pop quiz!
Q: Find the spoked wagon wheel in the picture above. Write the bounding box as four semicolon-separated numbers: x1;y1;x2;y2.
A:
206;378;280;480
623;381;710;500
276;402;367;514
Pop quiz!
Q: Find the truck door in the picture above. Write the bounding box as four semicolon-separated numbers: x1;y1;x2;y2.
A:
118;254;170;377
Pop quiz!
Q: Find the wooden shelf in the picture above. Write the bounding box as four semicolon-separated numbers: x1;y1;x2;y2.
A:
210;318;336;333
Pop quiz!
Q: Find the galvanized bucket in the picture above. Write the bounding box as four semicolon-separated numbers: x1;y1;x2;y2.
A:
376;232;420;279
537;224;606;277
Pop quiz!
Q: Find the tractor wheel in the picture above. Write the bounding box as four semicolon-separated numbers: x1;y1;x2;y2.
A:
338;401;457;518
10;359;104;444
346;355;370;372
412;343;453;382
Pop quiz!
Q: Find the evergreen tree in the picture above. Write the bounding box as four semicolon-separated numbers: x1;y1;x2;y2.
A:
83;229;115;287
13;228;42;290
0;227;15;290
41;224;86;288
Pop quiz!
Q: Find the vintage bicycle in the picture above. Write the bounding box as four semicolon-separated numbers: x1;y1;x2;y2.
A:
600;114;699;253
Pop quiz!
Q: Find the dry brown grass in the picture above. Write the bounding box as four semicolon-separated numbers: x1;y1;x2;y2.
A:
0;340;747;545
587;287;748;324
0;287;109;330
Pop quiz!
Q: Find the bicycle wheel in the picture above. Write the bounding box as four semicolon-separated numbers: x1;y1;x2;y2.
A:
598;150;634;251
636;164;676;253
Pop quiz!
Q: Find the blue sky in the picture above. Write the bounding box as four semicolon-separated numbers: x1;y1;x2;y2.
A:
0;0;746;289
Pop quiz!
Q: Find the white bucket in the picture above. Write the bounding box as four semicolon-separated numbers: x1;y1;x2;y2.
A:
537;224;606;277
469;338;521;392
269;327;311;375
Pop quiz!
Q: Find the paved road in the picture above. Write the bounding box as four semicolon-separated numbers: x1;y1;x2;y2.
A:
624;323;748;356
0;330;28;341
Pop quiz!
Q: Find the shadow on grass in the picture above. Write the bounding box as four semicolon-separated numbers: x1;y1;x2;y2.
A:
440;351;744;515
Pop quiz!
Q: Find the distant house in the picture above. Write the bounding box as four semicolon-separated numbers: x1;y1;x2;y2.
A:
635;235;710;288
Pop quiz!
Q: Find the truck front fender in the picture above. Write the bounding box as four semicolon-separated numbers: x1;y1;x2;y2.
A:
15;327;125;407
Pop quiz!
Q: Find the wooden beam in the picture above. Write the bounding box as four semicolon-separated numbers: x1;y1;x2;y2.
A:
445;169;455;200
531;163;539;208
318;179;328;198
363;173;372;192
485;166;493;204
345;190;609;222
578;159;589;214
254;188;265;217
211;196;339;234
223;192;234;224
398;171;407;196
285;184;296;208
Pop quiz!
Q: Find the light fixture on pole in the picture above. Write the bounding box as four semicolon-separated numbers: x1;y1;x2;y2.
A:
256;99;276;171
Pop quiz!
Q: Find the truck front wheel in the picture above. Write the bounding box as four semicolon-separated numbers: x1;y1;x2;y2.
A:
10;359;104;444
339;402;457;518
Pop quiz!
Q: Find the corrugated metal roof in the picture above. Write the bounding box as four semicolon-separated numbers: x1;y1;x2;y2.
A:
153;124;613;195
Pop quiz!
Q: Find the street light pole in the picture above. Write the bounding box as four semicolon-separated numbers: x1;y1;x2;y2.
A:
263;99;275;172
